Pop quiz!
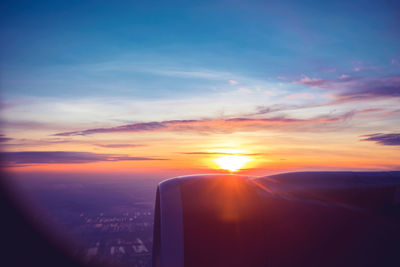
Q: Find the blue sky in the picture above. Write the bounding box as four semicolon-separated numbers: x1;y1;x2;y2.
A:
1;0;399;174
2;0;399;98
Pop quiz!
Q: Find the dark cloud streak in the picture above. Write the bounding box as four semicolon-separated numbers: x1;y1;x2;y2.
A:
1;151;168;165
360;133;400;146
0;134;12;143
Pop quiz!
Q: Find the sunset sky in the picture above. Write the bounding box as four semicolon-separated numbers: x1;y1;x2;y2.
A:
1;0;400;178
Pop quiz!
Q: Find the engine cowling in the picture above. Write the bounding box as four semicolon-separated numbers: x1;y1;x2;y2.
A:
153;172;400;267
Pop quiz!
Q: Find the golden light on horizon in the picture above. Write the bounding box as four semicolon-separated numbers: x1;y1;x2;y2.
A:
213;155;252;172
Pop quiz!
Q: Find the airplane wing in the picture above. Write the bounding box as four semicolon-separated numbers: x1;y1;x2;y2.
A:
152;172;400;267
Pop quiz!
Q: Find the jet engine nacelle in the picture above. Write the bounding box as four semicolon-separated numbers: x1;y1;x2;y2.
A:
153;172;400;267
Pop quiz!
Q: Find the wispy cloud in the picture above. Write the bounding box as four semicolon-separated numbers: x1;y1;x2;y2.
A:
294;75;400;104
95;144;147;148
360;133;400;146
1;151;168;165
252;103;315;115
55;122;166;136
352;61;380;72
332;77;400;103
54;112;356;136
356;108;400;119
146;68;234;80
84;60;237;81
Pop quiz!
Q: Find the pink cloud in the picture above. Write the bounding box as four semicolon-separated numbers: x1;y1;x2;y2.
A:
285;93;314;99
358;108;384;114
292;76;330;88
392;59;400;66
229;80;239;85
353;108;400;119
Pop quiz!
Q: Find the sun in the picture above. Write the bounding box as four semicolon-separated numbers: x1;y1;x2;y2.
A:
213;155;252;172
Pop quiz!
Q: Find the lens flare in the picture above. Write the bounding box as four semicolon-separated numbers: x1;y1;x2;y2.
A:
213;155;252;172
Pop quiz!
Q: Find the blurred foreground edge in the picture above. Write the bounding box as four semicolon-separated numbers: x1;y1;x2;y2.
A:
152;171;400;267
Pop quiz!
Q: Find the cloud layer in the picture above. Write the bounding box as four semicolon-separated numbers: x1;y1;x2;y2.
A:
1;151;168;165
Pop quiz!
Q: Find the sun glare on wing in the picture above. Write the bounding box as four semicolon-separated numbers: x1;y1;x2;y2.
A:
213;155;252;172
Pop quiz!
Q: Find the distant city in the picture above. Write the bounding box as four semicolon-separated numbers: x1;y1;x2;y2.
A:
11;175;163;267
72;208;153;266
